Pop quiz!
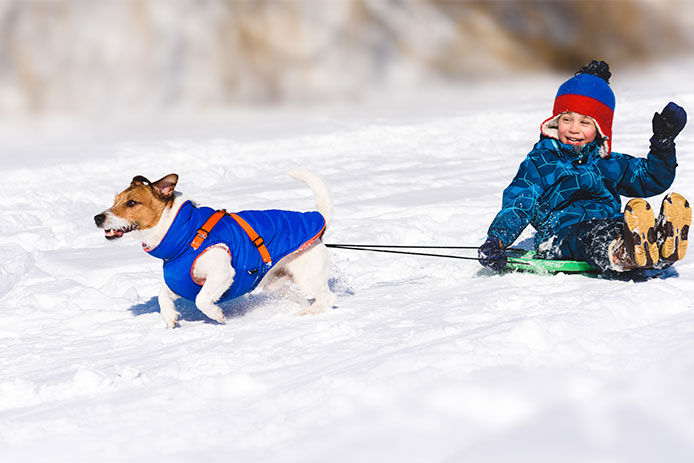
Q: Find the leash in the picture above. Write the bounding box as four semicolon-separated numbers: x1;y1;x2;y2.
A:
188;212;525;266
325;243;529;265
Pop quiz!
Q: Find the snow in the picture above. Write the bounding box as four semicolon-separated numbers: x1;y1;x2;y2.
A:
2;58;694;462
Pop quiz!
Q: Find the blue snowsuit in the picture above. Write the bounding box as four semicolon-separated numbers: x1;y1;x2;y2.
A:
488;135;677;269
147;201;326;302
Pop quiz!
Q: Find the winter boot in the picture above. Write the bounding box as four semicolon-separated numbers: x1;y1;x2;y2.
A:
607;234;632;271
656;192;691;264
608;198;658;271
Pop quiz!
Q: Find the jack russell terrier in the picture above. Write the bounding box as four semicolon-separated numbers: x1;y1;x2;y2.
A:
94;169;336;328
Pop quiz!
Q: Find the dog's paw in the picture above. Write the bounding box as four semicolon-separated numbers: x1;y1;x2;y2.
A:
210;311;226;324
197;304;226;324
299;303;327;316
298;293;336;316
161;310;180;329
162;314;178;328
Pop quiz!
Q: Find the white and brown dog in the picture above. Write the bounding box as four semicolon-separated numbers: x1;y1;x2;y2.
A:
95;169;336;328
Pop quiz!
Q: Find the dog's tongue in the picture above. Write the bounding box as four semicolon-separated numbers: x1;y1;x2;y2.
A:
105;229;124;239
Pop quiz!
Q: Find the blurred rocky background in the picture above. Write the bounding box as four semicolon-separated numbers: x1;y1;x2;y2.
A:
0;0;692;115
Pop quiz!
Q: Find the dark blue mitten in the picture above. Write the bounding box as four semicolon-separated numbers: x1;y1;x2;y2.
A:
650;102;687;152
478;236;507;271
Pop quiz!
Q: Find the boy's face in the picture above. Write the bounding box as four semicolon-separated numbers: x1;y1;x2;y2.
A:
557;112;598;148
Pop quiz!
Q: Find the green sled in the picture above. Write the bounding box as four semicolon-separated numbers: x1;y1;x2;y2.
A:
505;250;596;274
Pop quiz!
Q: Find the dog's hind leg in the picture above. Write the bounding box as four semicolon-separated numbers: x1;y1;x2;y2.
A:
259;266;292;293
159;285;181;329
286;244;336;315
193;246;234;324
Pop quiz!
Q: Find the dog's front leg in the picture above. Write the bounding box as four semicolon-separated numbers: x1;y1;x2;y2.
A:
159;284;180;328
193;246;234;324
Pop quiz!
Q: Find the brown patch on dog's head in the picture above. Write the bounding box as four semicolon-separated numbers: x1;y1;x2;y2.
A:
95;174;179;239
111;174;179;229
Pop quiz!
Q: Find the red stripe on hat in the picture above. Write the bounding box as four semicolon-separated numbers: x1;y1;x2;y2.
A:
553;93;614;154
553;93;613;137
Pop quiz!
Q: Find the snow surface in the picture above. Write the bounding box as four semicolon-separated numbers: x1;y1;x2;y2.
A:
2;59;694;462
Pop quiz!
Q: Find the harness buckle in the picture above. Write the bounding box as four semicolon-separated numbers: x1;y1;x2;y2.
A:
189;210;226;250
190;229;209;249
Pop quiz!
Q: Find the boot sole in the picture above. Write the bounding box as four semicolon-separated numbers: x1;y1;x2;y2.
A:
624;198;658;267
659;192;691;262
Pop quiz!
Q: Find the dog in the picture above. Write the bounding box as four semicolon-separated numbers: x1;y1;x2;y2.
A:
94;169;336;328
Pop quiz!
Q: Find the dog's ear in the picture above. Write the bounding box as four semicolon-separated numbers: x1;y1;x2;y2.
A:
131;175;151;186
151;174;179;199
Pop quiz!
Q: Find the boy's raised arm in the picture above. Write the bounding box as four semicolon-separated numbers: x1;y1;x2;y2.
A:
616;102;686;197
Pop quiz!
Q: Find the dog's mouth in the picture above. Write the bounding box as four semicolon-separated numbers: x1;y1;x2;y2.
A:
104;225;138;240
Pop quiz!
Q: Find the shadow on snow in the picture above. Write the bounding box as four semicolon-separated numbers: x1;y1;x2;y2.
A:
127;277;348;324
128;293;274;324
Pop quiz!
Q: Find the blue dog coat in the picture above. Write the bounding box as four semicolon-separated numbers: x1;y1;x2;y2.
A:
146;200;326;302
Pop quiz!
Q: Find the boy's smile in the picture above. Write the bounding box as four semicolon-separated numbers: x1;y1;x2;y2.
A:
557;112;598;148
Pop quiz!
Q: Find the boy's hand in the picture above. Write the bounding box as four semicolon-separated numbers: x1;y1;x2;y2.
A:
478;236;507;271
651;102;687;152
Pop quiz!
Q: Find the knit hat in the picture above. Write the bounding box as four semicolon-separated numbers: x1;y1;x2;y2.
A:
541;60;615;157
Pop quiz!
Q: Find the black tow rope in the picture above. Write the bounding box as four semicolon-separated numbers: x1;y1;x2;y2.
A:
324;243;529;265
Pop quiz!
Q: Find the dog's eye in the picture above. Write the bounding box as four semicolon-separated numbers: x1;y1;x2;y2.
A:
126;200;139;207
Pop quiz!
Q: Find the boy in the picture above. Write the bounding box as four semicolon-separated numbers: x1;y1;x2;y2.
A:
479;60;690;274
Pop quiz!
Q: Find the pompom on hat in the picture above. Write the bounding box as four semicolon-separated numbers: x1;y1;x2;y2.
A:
541;60;615;157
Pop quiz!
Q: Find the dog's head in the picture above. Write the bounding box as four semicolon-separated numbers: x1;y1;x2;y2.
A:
94;174;178;240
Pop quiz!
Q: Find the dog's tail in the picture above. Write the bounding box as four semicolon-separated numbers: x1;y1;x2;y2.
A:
288;168;333;225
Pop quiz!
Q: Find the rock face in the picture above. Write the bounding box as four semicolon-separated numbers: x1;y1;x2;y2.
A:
0;0;691;113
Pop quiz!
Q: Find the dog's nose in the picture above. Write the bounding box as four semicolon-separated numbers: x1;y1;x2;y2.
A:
94;213;106;227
